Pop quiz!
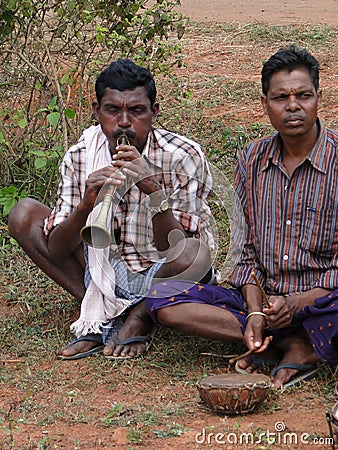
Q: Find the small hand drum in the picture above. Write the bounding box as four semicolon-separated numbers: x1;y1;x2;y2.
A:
196;373;272;414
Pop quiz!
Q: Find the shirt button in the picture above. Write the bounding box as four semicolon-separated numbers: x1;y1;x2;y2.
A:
126;216;130;222
286;219;292;225
283;255;289;261
284;185;288;190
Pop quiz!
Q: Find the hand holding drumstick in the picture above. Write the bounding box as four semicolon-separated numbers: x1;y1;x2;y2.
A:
230;270;272;365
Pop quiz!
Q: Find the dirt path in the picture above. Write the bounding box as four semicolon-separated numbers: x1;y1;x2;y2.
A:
178;0;338;25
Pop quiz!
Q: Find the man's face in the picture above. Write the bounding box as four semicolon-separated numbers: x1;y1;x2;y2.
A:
261;68;322;139
92;86;159;154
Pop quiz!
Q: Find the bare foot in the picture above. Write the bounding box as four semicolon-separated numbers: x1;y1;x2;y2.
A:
57;339;102;358
272;334;319;389
103;301;154;358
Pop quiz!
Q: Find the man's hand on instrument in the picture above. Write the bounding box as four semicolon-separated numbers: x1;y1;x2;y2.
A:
112;144;160;195
263;295;297;329
83;166;126;210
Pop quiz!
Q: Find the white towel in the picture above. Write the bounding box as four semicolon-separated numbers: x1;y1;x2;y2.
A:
70;125;131;337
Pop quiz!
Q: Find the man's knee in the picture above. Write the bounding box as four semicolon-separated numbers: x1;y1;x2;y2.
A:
144;291;177;328
168;237;211;279
156;307;177;327
145;301;183;328
8;198;29;237
8;198;49;239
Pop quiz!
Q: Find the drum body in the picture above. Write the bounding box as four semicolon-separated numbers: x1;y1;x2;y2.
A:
196;373;272;414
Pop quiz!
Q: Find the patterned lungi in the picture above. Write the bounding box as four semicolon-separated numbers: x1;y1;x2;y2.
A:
144;280;338;365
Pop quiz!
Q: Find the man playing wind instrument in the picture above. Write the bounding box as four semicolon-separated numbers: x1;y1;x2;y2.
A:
9;59;215;360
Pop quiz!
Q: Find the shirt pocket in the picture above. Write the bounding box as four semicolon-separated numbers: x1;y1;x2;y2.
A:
299;205;338;257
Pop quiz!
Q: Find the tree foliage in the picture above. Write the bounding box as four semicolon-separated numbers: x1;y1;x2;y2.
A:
0;0;185;218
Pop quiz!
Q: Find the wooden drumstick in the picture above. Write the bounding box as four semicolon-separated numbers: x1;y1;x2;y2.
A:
229;348;255;365
251;269;272;308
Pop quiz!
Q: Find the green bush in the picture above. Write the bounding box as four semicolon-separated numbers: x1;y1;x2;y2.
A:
0;0;186;229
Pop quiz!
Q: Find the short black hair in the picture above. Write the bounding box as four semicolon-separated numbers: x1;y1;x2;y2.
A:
95;59;157;105
261;45;319;95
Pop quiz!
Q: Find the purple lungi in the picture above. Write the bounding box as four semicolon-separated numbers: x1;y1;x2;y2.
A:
144;280;338;365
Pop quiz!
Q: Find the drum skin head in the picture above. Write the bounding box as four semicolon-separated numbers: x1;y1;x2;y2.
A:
196;373;272;414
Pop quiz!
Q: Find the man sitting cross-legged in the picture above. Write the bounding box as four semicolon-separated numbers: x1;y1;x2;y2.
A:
8;59;215;361
142;45;338;389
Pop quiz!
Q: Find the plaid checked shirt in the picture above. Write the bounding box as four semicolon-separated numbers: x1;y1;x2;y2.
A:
44;126;214;272
228;120;338;294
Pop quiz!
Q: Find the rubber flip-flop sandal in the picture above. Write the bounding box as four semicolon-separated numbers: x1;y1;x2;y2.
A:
105;330;155;360
58;335;104;361
271;363;319;389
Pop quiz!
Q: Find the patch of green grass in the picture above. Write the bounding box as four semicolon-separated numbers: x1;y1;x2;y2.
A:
101;403;191;445
186;22;338;49
152;421;192;438
209;122;273;167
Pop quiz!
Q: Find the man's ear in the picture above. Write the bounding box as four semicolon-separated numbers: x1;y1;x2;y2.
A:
261;94;268;115
317;89;323;110
151;102;160;124
92;99;100;121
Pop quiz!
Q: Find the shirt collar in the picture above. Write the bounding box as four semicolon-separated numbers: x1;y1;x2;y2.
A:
140;128;165;170
141;131;152;158
261;133;283;171
306;120;327;173
262;119;327;174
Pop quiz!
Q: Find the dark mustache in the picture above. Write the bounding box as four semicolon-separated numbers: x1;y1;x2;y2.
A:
112;130;136;141
284;115;303;121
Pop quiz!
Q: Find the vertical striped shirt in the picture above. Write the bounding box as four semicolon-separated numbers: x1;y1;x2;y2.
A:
228;121;338;294
44;126;214;272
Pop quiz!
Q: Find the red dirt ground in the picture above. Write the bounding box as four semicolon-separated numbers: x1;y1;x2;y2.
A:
177;0;338;26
